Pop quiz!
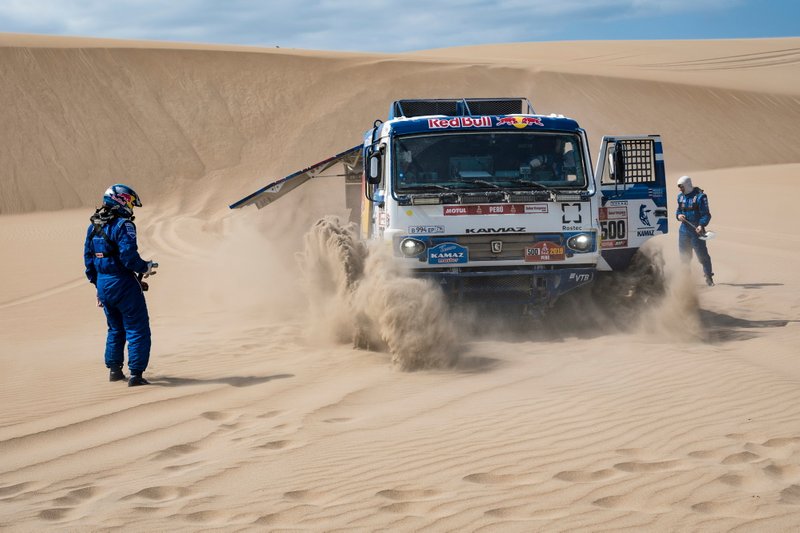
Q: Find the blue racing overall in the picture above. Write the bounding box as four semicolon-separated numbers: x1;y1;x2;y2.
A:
676;187;714;281
84;211;151;374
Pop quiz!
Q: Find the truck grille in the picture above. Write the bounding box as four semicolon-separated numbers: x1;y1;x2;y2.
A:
432;234;563;261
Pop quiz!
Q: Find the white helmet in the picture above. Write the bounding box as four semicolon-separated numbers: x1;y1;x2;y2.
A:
677;175;693;192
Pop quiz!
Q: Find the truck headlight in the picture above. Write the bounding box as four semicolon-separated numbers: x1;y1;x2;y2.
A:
399;238;426;257
567;233;592;252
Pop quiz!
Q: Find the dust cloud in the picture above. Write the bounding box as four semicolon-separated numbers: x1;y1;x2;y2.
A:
299;216;460;371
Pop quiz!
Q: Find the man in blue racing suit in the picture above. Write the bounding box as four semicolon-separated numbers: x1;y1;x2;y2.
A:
84;184;158;386
676;175;714;286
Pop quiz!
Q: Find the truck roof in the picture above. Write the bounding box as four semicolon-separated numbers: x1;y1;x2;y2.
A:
390;98;535;119
384;98;581;135
384;114;582;136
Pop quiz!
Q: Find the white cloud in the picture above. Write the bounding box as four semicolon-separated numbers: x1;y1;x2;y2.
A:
0;0;751;51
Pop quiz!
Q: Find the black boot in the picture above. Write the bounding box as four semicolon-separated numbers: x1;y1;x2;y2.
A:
705;274;715;287
128;374;150;387
109;367;127;382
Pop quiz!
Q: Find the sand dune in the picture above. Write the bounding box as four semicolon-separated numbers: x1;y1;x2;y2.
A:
1;34;800;531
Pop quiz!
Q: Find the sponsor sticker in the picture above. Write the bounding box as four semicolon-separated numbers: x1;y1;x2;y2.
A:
428;243;468;265
495;116;544;129
524;204;548;214
378;212;389;229
599;206;628;248
569;272;593;283
408;225;444;234
443;204;543;216
524;241;565;262
124;222;137;238
428;116;492;129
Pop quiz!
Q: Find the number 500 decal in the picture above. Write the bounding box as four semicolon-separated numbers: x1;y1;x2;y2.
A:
601;219;627;240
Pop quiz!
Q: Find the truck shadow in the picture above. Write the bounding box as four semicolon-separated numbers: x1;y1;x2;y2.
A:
699;310;796;342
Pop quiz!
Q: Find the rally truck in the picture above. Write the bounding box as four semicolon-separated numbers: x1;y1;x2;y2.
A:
230;98;668;312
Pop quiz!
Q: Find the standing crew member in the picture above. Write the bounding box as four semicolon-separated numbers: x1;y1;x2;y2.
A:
84;184;158;386
676;175;714;286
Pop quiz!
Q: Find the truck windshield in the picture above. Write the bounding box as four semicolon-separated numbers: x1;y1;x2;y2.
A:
394;131;586;193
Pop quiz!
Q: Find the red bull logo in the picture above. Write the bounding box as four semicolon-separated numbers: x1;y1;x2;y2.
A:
428;116;492;129
495;116;544;129
113;193;135;207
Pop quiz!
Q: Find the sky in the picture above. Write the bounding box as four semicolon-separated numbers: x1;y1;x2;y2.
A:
0;0;797;53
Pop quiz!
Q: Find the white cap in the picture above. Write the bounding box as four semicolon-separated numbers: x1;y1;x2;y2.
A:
677;175;693;191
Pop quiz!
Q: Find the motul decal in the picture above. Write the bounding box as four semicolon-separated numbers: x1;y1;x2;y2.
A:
443;204;546;216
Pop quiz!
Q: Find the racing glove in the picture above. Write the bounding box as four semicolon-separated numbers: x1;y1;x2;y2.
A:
143;261;159;278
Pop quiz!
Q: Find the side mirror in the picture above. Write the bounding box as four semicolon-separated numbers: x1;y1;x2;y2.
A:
612;143;625;183
367;153;382;185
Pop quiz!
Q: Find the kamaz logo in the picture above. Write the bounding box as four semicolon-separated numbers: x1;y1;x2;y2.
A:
430;251;465;259
637;229;655;236
639;204;652;227
465;227;525;234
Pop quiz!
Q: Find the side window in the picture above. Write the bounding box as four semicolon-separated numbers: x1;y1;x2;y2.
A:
560;140;580;183
602;139;656;185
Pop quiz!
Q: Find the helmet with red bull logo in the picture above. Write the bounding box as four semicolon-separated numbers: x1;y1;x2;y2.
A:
103;184;142;218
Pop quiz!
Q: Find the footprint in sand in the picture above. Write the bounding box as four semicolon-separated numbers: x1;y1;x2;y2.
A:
52;486;98;506
182;510;229;523
613;459;684;473
121;486;190;502
38;507;73;521
376;488;439;500
763;436;800;448
462;472;533;485
721;451;761;465
0;482;34;499
257;440;290;450
374;490;439;515
200;411;232;421
781;485;800;504
150;443;200;461
554;469;616;482
253;504;318;525
283;489;325;503
688;449;722;460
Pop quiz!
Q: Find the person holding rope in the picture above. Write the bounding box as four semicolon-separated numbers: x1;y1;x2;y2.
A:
676;175;714;286
84;184;158;386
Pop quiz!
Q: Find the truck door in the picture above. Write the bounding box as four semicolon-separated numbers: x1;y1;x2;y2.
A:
594;135;667;271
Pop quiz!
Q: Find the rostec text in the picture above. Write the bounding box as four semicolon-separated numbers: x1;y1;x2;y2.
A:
427;117;492;129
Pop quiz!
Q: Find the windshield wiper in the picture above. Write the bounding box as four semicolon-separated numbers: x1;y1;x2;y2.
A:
459;179;502;190
403;184;455;192
507;179;558;194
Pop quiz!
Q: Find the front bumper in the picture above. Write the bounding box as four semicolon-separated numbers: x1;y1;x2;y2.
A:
414;266;595;307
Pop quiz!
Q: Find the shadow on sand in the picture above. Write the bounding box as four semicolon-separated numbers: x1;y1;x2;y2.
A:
152;373;294;388
699;309;797;342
